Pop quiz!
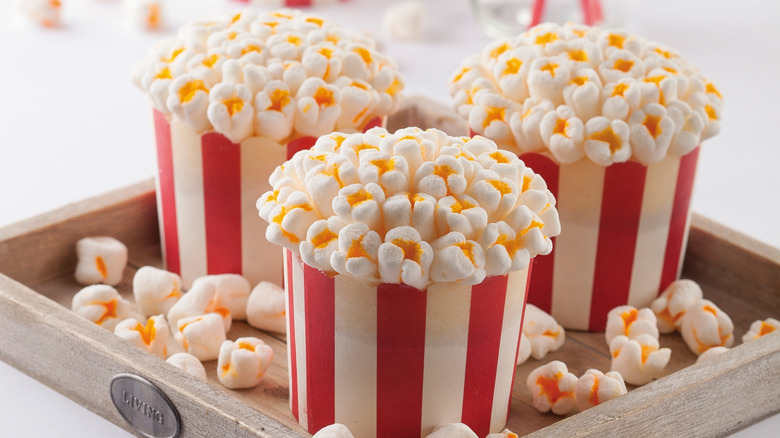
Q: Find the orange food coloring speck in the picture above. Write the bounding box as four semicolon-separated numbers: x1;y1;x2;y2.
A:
621;308;638;332
613;59;634;73
489;179;512;196
489;42;511;59
588;376;600;406
535;32;558;46
759;321;776;337
568;50;588;62
223;97;244;116
95;299;117;325
311;228;339;249
347;236;370;259
95;256;107;279
489;151;511;164
392;239;423;263
570;76;588;86
540;62;559;77
353;47;373;64
503;58;522;76
608;34;625;49
134;319;157;346
314;87;335;107
536;372;565;404
178;80;208;104
553;118;567;136
643;114;662;138
347;189;373;207
590;126;622;154
482;106;505;129
454;241;476;263
268;88;291;112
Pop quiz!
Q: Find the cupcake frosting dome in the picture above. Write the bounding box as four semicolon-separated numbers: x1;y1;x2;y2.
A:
449;22;722;166
258;127;561;290
133;9;404;143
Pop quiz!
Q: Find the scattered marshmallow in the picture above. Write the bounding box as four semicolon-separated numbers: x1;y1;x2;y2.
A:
695;346;730;365
174;313;227;361
526;360;578;415
20;0;61;27
246;281;286;334
75;236;128;286
72;284;135;331
679;299;734;355
382;1;425;41
425;423;478;438
574;369;627;411
123;0;162;31
191;274;251;321
650;279;703;334
217;337;274;389
167;279;231;334
522;304;565;360
609;334;671;386
114;315;169;359
312;424;355;438
485;429;519;438
133;266;183;317
166;352;207;382
742;318;779;343
604;305;659;345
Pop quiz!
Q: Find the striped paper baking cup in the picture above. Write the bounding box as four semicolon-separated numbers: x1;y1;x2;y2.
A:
520;148;699;331
283;250;532;438
152;109;382;288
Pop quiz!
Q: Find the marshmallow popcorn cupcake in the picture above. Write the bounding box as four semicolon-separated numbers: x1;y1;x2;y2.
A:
450;23;722;331
258;127;560;438
133;9;403;289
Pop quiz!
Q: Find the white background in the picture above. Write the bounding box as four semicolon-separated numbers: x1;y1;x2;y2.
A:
1;0;779;436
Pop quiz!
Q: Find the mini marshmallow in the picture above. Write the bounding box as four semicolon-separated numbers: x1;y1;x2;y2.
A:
539;105;585;164
191;274;251;321
206;83;255;143
522;304;566;360
167;280;231;334
478;219;533;277
382;192;438;243
429;232;485;285
265;191;321;252
467;95;514;145
425;423;478;438
133;266;183;317
294;77;342;137
75;236;128;286
574;369;627;411
123;0;162;31
604;305;659;345
414;155;468;199
609;334;671;386
246;281;286;334
300;217;346;273
583;117;631;166
526;360;578;415
628;104;675;165
217;337;274;389
72;284;135;331
650;279;703;334
330;223;382;284
254;80;295;142
679;299;734;355
114;315;169;359
166;352;207;382
312;424;355;438
174;313;226;361
357;150;412;197
377;226;434;290
382;1;425;41
466;169;520;221
167;73;213;133
332;183;386;231
20;0;61;27
695;346;730;364
742;318;780;343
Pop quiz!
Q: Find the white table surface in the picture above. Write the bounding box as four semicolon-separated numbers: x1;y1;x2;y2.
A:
1;0;778;436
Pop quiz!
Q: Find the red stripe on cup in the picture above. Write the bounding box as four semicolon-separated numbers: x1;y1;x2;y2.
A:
659;147;700;292
287;136;317;160
507;263;533;416
520;152;559;315
287;0;312;6
303;263;336;433
589;161;647;331
376;283;426;438
286;250;299;421
201;133;243;275
462;275;509;437
153;110;180;275
362;116;383;131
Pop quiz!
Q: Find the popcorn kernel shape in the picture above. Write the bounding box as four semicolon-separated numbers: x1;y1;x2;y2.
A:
522;304;566;360
167;279;232;334
604;305;659;344
75;236;128;286
166;352;207;382
133;266;183;317
680;299;734;355
246;281;287;334
527;360;578;415
575;369;627;411
174;313;226;361
114;315;169;359
217;337;274;389
609;334;671;386
191;274;251;321
650;279;703;333
72;284;136;331
742;318;780;343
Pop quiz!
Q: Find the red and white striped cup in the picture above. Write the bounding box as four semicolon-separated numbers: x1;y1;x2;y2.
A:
520;148;699;331
152;110;381;288
283;250;532;437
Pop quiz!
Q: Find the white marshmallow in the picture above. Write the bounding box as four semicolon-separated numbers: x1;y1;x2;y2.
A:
265;191;321;252
575;369;627;411
527;57;572;106
609;334;671;386
357;150;412;197
583;116;631;166
526;360;578;415
604;305;659;345
191;274;251;321
508;97;555;153
207;83;255;143
522;304;565;360
167;73;212;133
743;318;780;343
313;424;355;438
294;77;342;137
650;279;703;334
246;281;287;334
425;423;478;438
414;155;468;200
562;68;602;122
679;299;734;355
429;232;485;285
435;195;488;241
75;236;128;286
114;315;169;359
123;0;162;31
133;266;183;317
166;352;207;382
382;1;425;41
20;0;61;27
330;222;382;283
485;429;519;438
539;105;585;164
254;80;296;142
217;337;274;389
695;346;730;364
628;103;675;165
167;280;231;334
377;226;433;290
382;192;437;243
467;94;515;144
174;313;226;361
72;284;136;331
332;183;386;231
466;169;519;221
300;217;346;273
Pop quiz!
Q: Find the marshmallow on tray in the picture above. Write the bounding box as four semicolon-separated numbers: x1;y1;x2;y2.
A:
246;281;286;334
382;1;425;41
742;318;780;343
312;424;355;438
114;315;169;359
609;334;671;386
167;279;231;333
522;304;566;360
679;299;734;355
486;430;519;438
217;337;274;389
696;346;730;365
123;0;162;31
425;423;478;438
650;279;703;333
166;352;208;382
604;305;659;344
191;274;251;321
75;237;128;286
133;266;183;317
526;360;578;415
574;369;627;411
72;284;135;331
174;313;226;361
20;0;61;27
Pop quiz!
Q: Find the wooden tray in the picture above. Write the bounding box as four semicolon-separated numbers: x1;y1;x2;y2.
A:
2;97;780;437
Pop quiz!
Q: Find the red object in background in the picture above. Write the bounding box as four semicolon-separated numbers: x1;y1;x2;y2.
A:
530;0;603;27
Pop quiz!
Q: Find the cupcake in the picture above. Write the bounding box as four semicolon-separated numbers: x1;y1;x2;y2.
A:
133;9;404;288
258;127;560;437
449;22;722;331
